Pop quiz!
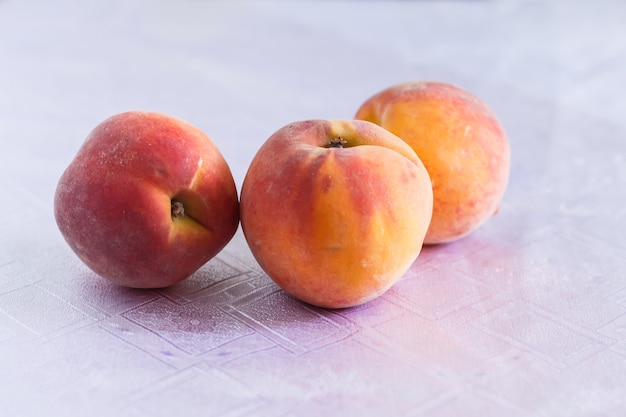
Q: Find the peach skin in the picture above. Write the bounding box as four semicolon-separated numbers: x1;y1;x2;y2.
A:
54;111;239;288
355;81;510;244
240;119;433;309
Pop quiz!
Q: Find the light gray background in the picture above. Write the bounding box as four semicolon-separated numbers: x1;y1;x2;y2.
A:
1;1;626;416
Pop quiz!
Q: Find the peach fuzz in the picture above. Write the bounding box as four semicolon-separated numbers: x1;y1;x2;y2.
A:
355;81;510;244
240;119;433;309
54;111;239;288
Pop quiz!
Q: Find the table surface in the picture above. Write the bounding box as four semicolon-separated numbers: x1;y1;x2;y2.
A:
2;1;626;416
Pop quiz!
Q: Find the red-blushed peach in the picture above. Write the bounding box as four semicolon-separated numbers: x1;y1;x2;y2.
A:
54;111;239;288
240;119;433;309
355;81;510;244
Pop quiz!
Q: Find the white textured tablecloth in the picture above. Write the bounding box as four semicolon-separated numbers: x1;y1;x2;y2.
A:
1;1;626;416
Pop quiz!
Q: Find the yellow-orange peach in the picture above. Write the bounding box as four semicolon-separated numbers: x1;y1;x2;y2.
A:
355;81;510;244
240;119;433;309
54;111;239;288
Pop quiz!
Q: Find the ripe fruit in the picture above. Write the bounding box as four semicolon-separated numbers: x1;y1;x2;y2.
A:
54;111;239;288
240;119;433;309
355;81;510;244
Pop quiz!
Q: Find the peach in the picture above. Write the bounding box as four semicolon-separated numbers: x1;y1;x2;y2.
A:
240;119;433;309
355;81;510;244
54;111;239;288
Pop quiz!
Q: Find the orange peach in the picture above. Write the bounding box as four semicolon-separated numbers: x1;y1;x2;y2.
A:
240;119;433;309
355;81;510;244
54;111;239;288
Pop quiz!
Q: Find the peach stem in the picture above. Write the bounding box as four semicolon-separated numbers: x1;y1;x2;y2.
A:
171;200;185;219
326;136;347;148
